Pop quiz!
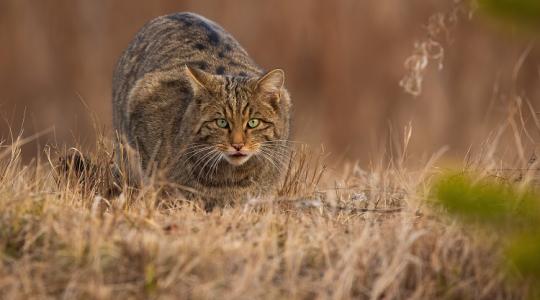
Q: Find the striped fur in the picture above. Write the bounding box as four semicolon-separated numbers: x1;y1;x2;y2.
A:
112;12;291;205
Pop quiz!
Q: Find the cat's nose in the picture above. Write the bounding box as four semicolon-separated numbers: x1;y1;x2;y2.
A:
232;143;244;151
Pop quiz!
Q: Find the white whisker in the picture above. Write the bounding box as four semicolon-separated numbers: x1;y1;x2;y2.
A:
191;148;218;177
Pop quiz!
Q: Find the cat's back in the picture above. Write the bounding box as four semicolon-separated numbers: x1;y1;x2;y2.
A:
116;12;261;76
112;12;261;130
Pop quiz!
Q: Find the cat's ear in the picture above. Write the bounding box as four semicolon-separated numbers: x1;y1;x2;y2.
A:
256;69;285;95
256;69;290;110
184;66;219;94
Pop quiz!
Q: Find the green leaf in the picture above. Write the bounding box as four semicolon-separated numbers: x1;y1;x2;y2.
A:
478;0;540;28
434;173;540;226
506;234;540;279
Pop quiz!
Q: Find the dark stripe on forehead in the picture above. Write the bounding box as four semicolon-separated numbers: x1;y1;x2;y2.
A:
234;82;249;113
241;101;250;117
226;98;235;116
230;80;241;110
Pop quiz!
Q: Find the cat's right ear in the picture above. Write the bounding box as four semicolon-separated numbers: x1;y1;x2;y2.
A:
184;66;218;94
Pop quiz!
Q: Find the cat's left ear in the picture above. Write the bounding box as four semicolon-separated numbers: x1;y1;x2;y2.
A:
256;69;290;108
257;69;284;94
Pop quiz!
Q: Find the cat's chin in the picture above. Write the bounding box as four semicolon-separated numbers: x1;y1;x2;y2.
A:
224;153;252;166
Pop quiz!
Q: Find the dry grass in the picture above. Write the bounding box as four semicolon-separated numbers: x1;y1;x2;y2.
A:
0;121;533;300
400;0;472;97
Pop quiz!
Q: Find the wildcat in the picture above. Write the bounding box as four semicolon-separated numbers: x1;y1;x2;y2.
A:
112;12;292;205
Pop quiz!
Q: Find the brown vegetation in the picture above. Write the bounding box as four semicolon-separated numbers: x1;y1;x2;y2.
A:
0;123;533;299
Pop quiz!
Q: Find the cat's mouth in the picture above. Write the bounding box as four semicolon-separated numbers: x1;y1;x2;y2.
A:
224;151;251;166
230;152;247;158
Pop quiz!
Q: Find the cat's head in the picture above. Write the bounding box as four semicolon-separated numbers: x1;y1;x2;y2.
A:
182;66;291;166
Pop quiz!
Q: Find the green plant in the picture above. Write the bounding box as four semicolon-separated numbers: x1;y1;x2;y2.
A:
435;173;540;297
478;0;540;28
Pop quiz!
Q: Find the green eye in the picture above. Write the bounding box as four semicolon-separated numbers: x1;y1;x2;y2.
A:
216;118;228;128
247;118;260;128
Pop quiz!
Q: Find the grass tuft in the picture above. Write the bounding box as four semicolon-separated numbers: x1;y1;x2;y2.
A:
0;124;533;299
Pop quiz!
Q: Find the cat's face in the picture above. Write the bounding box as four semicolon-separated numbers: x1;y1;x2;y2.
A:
185;67;291;167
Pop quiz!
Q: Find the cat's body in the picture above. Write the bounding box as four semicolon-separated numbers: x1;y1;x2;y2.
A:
112;12;291;204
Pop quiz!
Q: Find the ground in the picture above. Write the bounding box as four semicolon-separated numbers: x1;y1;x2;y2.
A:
0;132;531;300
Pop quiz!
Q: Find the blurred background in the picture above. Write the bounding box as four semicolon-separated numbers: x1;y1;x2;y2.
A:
1;0;539;163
